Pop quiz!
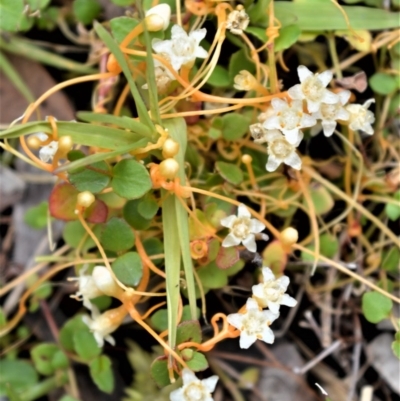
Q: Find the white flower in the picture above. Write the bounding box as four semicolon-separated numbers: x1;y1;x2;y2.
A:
249;123;268;143
220;204;266;253
252;267;297;312
145;4;171;31
226;8;249;35
346;99;375;135
264;130;303;172
288;65;338;113
234;70;256;91
92;266;122;298
82;307;125;347
152;25;208;71
170;368;219;401
227;298;279;349
312;90;351;137
263;98;316;144
30;133;59;163
69;266;103;310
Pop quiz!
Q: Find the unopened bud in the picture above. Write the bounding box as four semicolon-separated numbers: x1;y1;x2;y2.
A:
92;266;122;298
162;138;180;158
145;4;171;31
241;154;252;164
58;135;73;154
107;54;122;74
159;158;179;180
27;135;43;150
281;227;298;247
77;191;95;209
234;70;257;91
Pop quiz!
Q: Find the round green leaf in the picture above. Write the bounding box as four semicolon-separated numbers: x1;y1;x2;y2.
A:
385;190;400;221
207;65;231;88
362;291;393;323
138;197;159;219
382;247;400;272
89;356;114;394
215;161;243;185
369;72;397;95
59;315;87;352
100;217;135;252
150;357;178;388
31;344;68;376
176;320;202;344
150;308;169;331
229;49;256;81
197;262;228;289
110;16;140;44
112;252;143;287
73;329;101;360
123;199;152;230
69;161;111;194
63;221;102;252
275;25;302;52
0;359;38;395
24;201;48;229
221;113;250;140
111;159;152;200
306;185;334;215
185;351;209;372
73;0;101;25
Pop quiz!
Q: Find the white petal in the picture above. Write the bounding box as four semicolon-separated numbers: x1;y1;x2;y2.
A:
293;130;304;147
321;120;336;137
171;58;183;71
300;113;317;128
288;84;304;100
104;334;115;346
361;123;374;135
338;90;351;105
263;115;281;130
271;98;287;111
321;90;339;104
297;65;313;83
182;368;197;385
190;28;207;43
281;293;298;307
291;100;304;110
237;204;251;218
306;100;321;113
239;331;257;349
336;108;350;121
94;332;105;347
268;302;280;314
250;219;265;233
261;267;275;282
318;70;333;87
266;155;281;172
242;234;257;252
227;312;244;329
252;284;265;299
220;215;236;228
283;151;302;170
171;24;186;38
282;128;301;145
170;388;184;401
152;39;172;54
202;375;219;392
246;297;259;311
363;98;375;109
260;326;275;344
277;275;290;291
310;123;323;136
263;129;283;143
263;310;280;323
222;233;241;248
195;46;208;59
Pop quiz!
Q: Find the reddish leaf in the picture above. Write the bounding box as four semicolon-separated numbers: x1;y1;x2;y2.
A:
86;200;108;223
216;246;239;270
262;241;287;275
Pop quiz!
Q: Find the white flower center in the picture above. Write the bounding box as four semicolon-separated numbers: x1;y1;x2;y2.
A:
279;108;301;130
172;38;195;57
231;217;251;239
263;282;283;302
320;103;340;120
269;138;293;159
301;76;324;102
242;311;266;336
184;383;207;401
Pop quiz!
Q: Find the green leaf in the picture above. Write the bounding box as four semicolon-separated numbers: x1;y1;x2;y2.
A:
207;65;231;88
73;330;102;360
110;16;140;44
26;0;51;10
143;237;164;265
59;315;88;352
221;113;250;140
215;161;243;185
197;262;228;289
382;247;400;272
63;221;101;252
185;351;208;372
124;199;153;230
384;190;400;221
111;0;134;5
176;320;202;345
59;396;81;401
69;161;111;194
138;196;159;219
307;184;334;215
262;241;288;272
392;332;400;359
369;73;398;95
229;49;256;82
302;233;339;262
24;201;48;229
31;344;68;376
73;0;101;25
274;2;400;30
0;0;25;32
100;217;135;252
181;305;200;322
0;359;38;395
275;25;302;52
247;0;271;24
245;26;268;42
111;159;152;200
89;356;114;394
150;357;178;388
150;308;169;331
215;246;240;269
112;252;143;287
362;291;393;323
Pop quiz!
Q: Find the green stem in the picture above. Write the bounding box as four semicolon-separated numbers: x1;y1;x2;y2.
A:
327;33;342;79
19;372;68;401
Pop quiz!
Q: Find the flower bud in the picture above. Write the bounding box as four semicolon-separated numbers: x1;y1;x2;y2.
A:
77;191;95;209
58;135;73;154
241;154;252;164
27;135;43;150
145;4;171;31
92;266;122;298
162;138;180;158
280;227;298;247
107;54;122;74
234;70;257;91
159;158;179;180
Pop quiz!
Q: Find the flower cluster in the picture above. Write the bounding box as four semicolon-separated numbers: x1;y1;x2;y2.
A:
70;265;124;347
251;65;376;172
227;267;297;349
